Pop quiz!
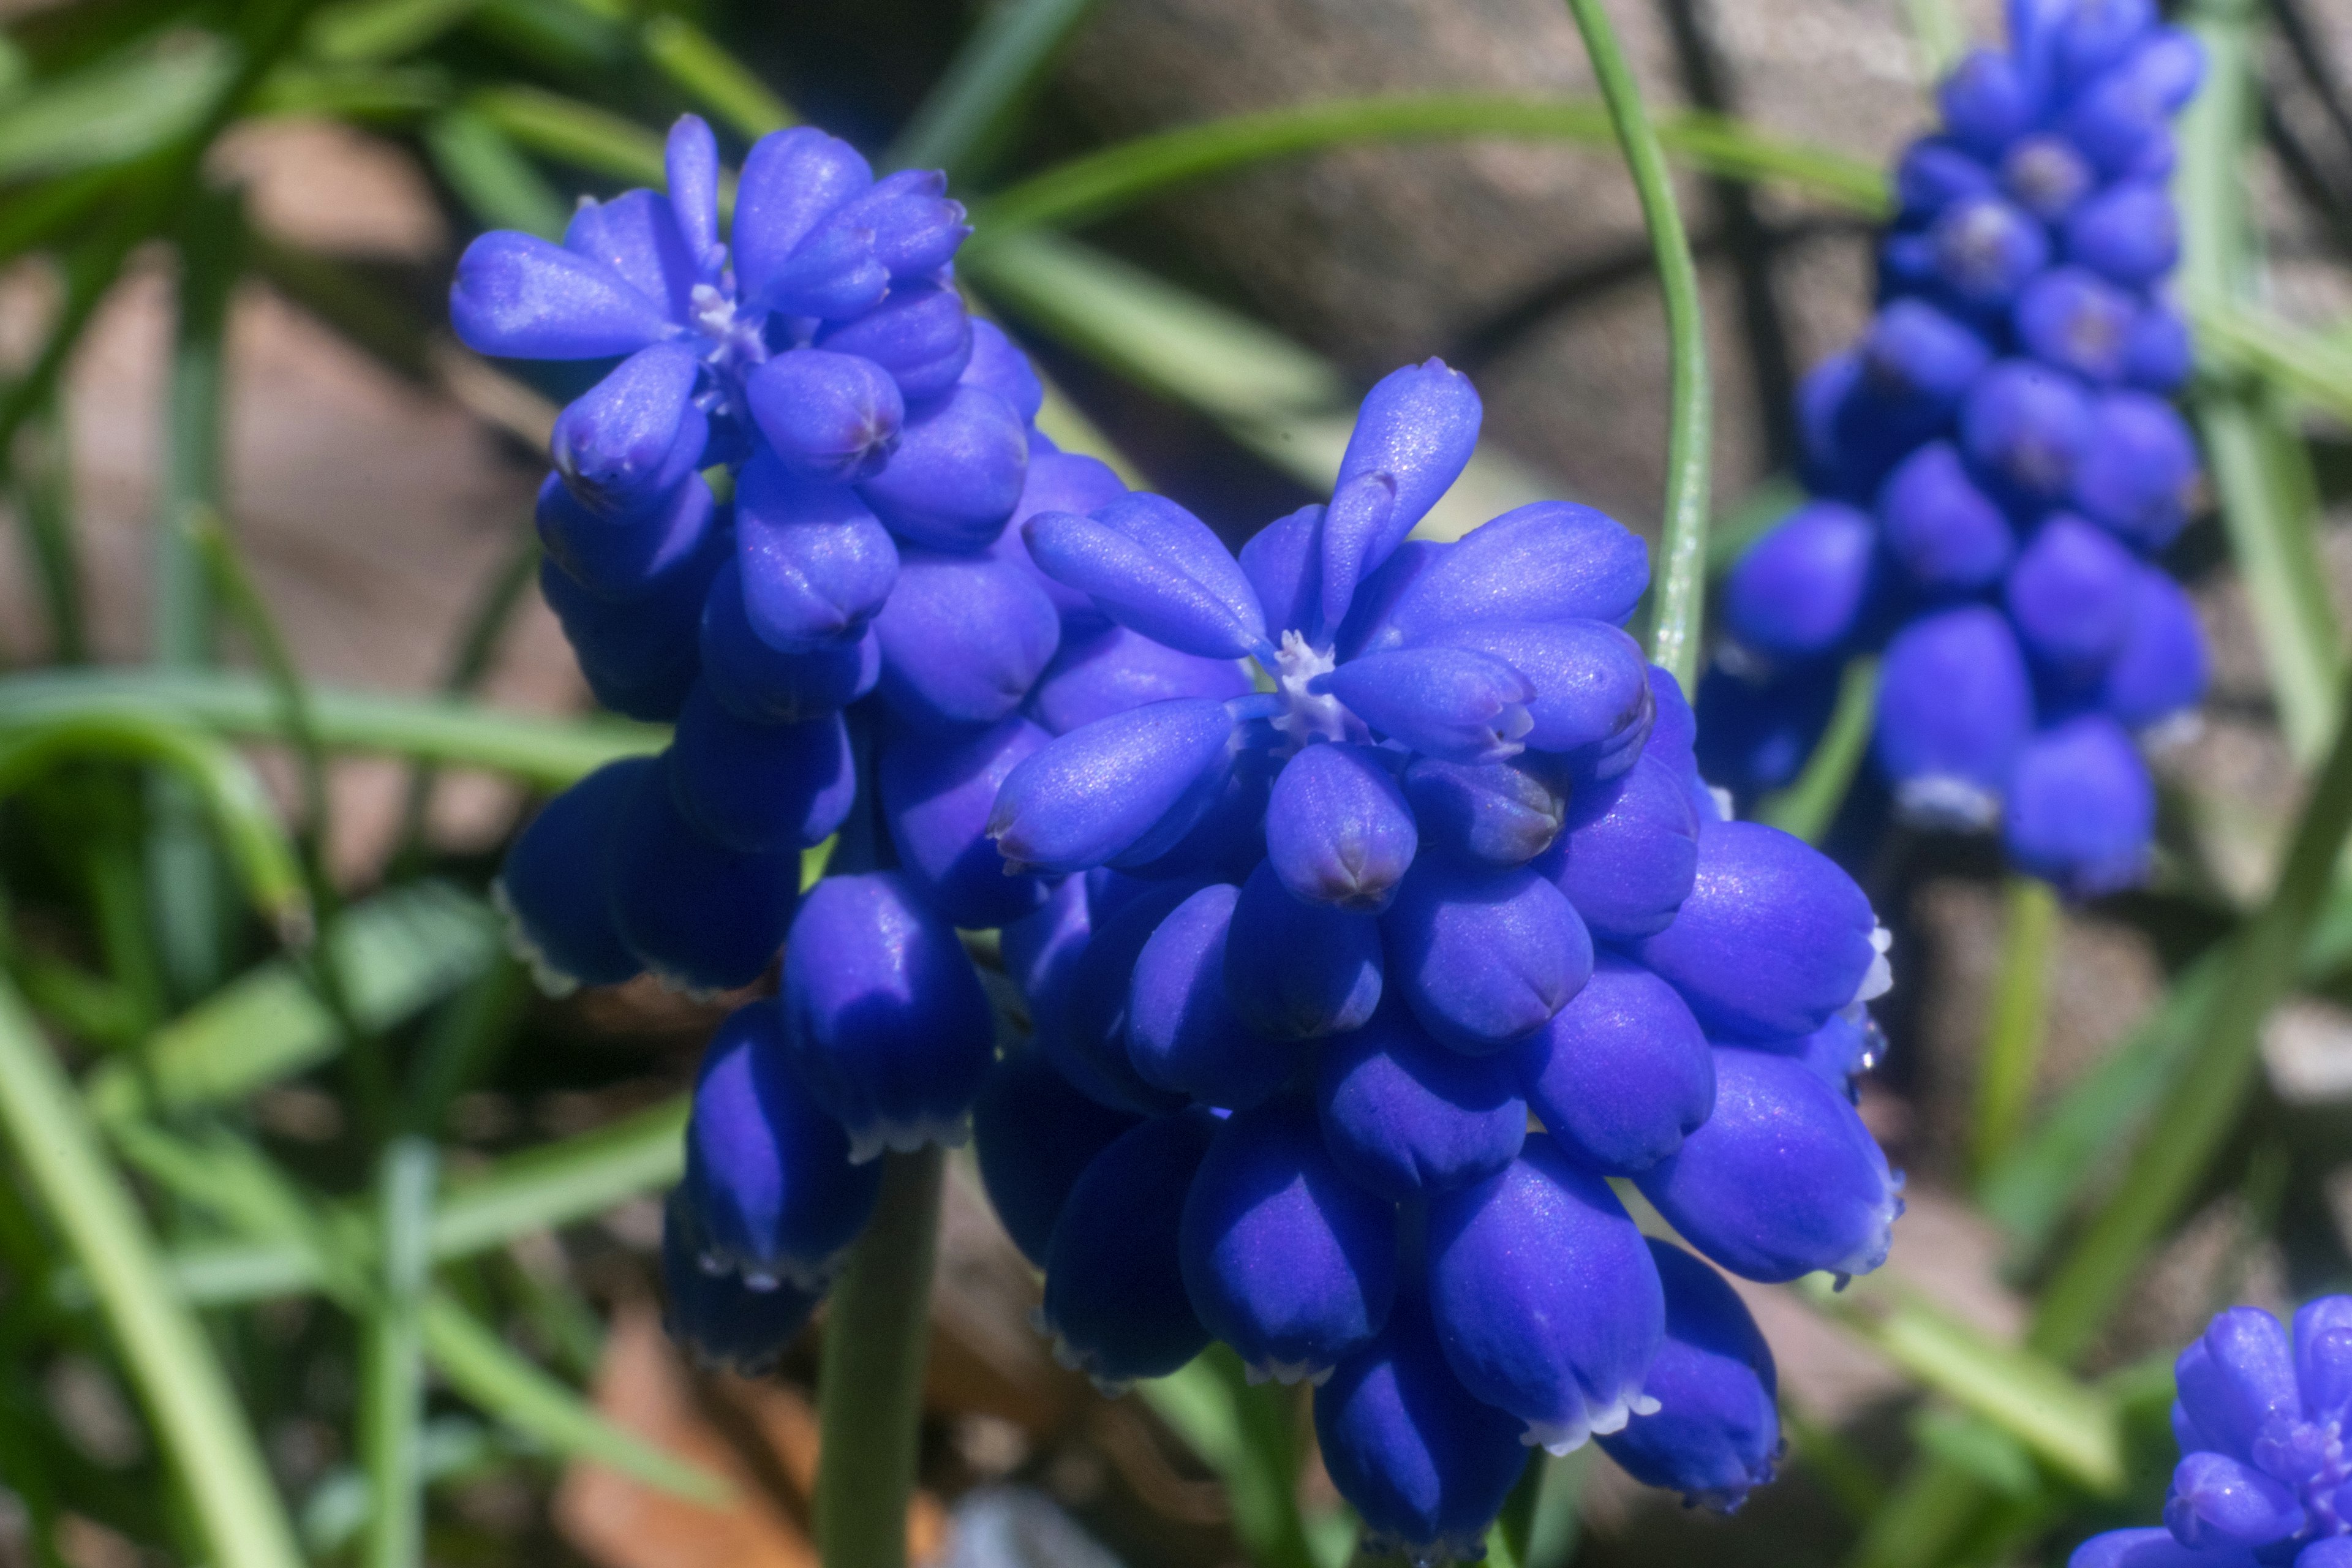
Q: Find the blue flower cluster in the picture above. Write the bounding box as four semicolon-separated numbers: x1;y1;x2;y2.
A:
454;116;1080;1368
2072;1300;2352;1568
971;361;1905;1558
1700;0;2208;897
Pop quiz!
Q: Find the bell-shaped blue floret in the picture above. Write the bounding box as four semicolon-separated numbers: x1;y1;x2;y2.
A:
663;114;719;268
1401;755;1566;870
1693;663;1837;802
2177;1306;2299;1464
1536;753;1700;943
734;454;901;650
661;1193;821;1376
1875;605;2035;829
497;758;647;993
1319;647;1534;764
1645;664;1698;776
1940;47;2039;157
855;385;1028;551
1371;501;1649;652
540;535;718;722
564;188;695;323
1316;1000;1525;1200
971;1046;1141;1267
732;127;875;314
1265;742;1417;913
2165;1452;2305;1553
814;284;973;400
2068;1528;2258;1568
2295;1298;2352;1420
870;545;1061;730
2003;714;2155;897
1896;137;1997;222
1126;883;1305;1108
2125;299;2193;393
1024;492;1270;661
1004;869;1145;1020
1027;619;1252;736
961;320;1045;422
780;872;997;1161
1924;194;2050;307
681;1001;881;1287
744;349;905;484
1179;1099;1400;1383
1427;1136;1664;1453
879;715;1051;929
1046;876;1200;1114
699;562;880;723
826;168;968;281
989;697;1240;875
1863;299;1996;407
2000;134;2095;222
666;685;854;854
2015;267;2136;382
1382;856;1589;1055
1002;453;1129;619
1112;726;1276;883
1636;1047;1902;1283
551;342;708;516
1964;359;2093;503
606;766;798;994
1513;954;1712;1176
1224;858;1385;1041
1237;501;1330;642
1876;440;2013;593
2006;514;2141;680
1314;1287;1529;1565
2065;181;2180;285
1039;1109;1218;1389
1759;1009;1883;1093
450;231;677;360
1597;1241;1779;1510
1321;360;1482;627
1432;620;1654;777
537;468;716;603
2057;0;2155;80
2075;391;2199;551
1723;502;1879;666
1627;820;1885;1041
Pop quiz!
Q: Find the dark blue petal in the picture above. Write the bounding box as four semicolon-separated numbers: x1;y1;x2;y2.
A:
661;1192;821;1375
1316;1000;1525;1199
1939;47;2039;158
971;1046;1142;1268
1926;194;2049;307
1178;1098;1398;1381
1024;492;1268;660
1401;754;1567;870
667;684;854;854
1514;954;1711;1175
1027;618;1251;736
1001;452;1131;619
450;230;674;360
1238;502;1326;643
1047;878;1199;1116
1427;1135;1664;1452
2015;267;2136;383
1225;858;1385;1041
1039;1110;1218;1387
1875;605;2034;828
734;454;901;650
1318;646;1532;764
2064;181;2179;287
1265;741;1417;912
1382;856;1590;1055
1429;620;1654;777
1723;502;1879;665
2000;134;2095;222
1537;753;1700;943
870;545;1061;730
1963;359;2093;503
551;342;708;516
2006;514;2139;681
733;127;874;313
2066;1527;2255;1568
988;698;1240;875
814;284;973;401
1875;440;2013;594
540;534;720;723
497;758;648;992
880;715;1052;929
1373;501;1648;650
606;766;797;993
2002;714;2154;897
856;385;1029;552
2074;391;2199;551
699;561;880;723
1597;1240;1779;1510
535;466;717;604
1126;883;1305;1108
781;872;996;1161
960;319;1045;424
1635;1047;1902;1283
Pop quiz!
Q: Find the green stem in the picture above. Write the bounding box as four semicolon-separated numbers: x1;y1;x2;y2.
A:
1755;655;1880;843
0;974;305;1568
1563;0;1713;690
815;1146;944;1568
361;1137;437;1568
1970;875;2059;1182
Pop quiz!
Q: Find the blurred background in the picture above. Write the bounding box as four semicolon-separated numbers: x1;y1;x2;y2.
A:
1;0;2350;1564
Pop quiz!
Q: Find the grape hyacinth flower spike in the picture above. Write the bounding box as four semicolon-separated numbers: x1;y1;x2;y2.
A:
976;358;1901;1552
2070;1297;2352;1567
1704;2;2209;897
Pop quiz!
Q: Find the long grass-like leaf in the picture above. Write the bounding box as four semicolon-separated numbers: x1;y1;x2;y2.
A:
361;1139;437;1568
888;0;1104;177
639;15;793;140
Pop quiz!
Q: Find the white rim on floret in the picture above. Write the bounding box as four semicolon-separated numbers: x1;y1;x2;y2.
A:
1519;1387;1662;1457
2138;708;2203;756
843;1110;973;1167
1242;1356;1336;1388
1031;1306;1137;1399
1894;773;2002;832
490;876;582;1000
1854;925;1896;1009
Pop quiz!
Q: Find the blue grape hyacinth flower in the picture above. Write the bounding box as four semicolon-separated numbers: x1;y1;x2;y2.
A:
1703;0;2209;899
2070;1298;2352;1567
973;359;1903;1556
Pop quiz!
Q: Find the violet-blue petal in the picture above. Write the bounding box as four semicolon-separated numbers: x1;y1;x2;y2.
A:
1963;358;2093;503
1427;1135;1664;1453
497;758;647;992
541;542;716;722
1316;1000;1526;1200
1627;819;1882;1041
2006;513;2141;680
1325;358;1482;597
2002;714;2155;898
1876;440;2014;593
1225;857;1384;1041
1373;501;1649;650
1861;298;1994;407
1724;502;1879;664
815;282;972;400
878;714;1052;929
2001;134;2095;222
700;562;881;723
1596;1240;1779;1510
2065;181;2180;286
1265;741;1417;913
1939;47;2039;157
733;126;874;312
2164;1452;2304;1551
987;697;1239;875
1112;733;1278;885
2176;1306;2299;1463
1179;1099;1399;1381
606;766;797;993
564;189;696;322
663;114;720;268
667;685;854;854
870;545;1061;731
855;384;1030;551
1535;752;1700;943
1401;755;1567;870
959;319;1044;423
1875;604;2035;829
536;467;717;603
1240;502;1327;642
971;1046;1143;1268
1381;856;1591;1056
661;1193;821;1375
551;342;708;516
734;454;901;649
1001;451;1130;619
1047;878;1199;1116
683;1001;881;1286
1317;472;1400;635
1027;618;1251;736
1928;194;2049;307
1024;492;1268;660
1637;1047;1902;1283
1039;1110;1217;1387
2068;1528;2256;1568
781;872;996;1161
745;349;905;484
2075;390;2200;551
2296;1297;2352;1421
1513;954;1713;1176
2015;266;2136;383
824;168;969;281
1317;646;1534;765
1125;883;1305;1109
1692;663;1838;802
450;230;674;360
1433;619;1655;778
